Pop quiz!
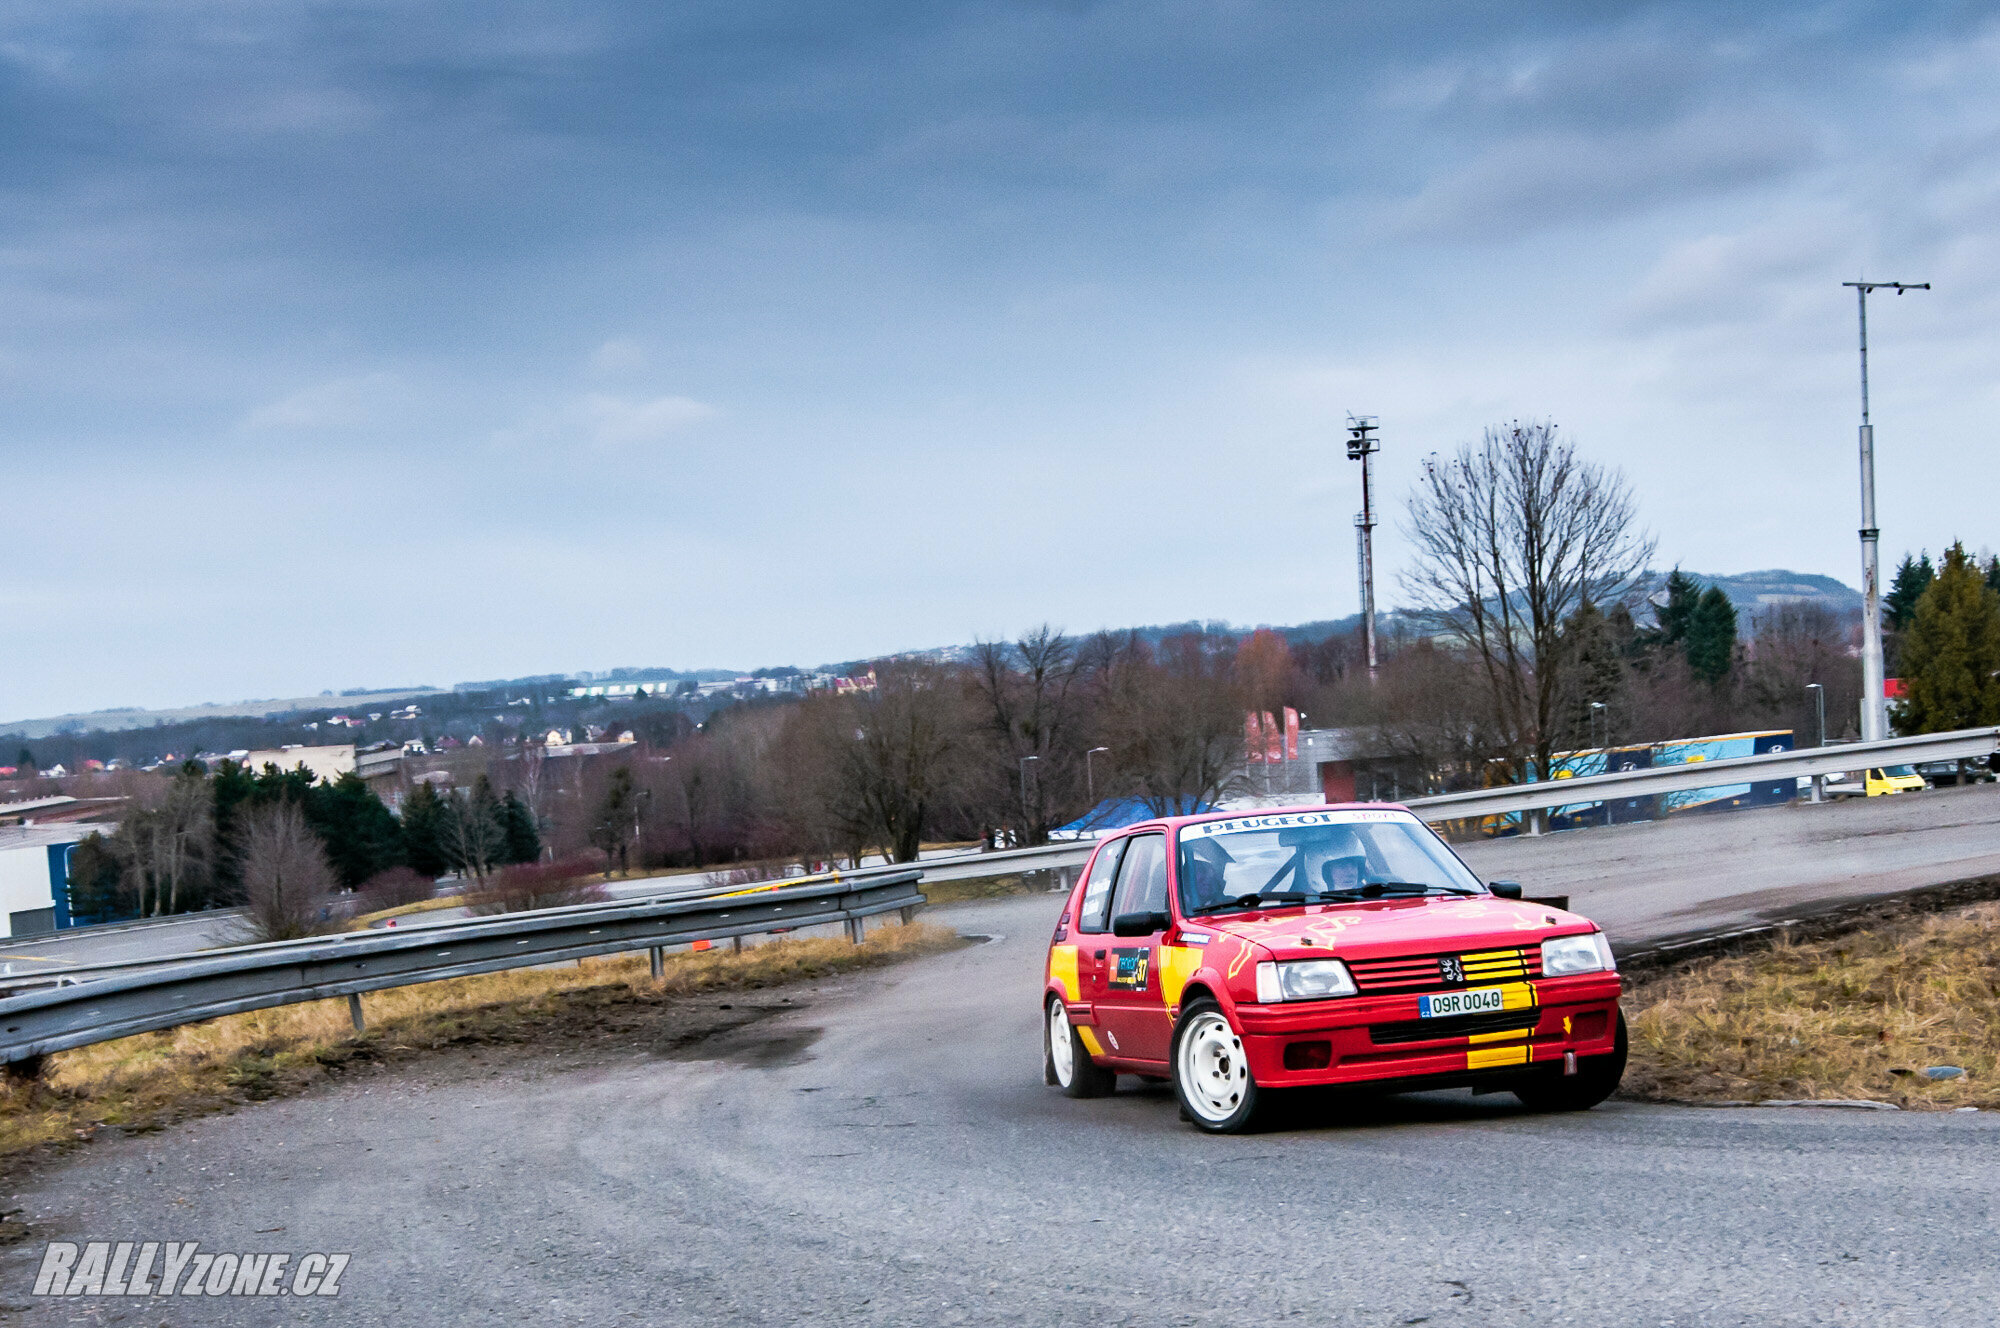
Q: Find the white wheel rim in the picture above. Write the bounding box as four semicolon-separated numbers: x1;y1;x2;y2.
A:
1178;1011;1248;1122
1048;1001;1075;1086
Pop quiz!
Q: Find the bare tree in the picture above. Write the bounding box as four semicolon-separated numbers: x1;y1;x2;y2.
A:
1743;602;1864;743
113;766;215;916
838;658;970;863
437;776;507;879
773;697;881;868
238;802;340;942
971;626;1095;844
1402;420;1654;781
1092;632;1246;815
1338;640;1506;795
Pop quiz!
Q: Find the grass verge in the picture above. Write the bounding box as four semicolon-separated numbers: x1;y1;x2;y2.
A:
1624;901;2000;1109
920;873;1048;906
0;921;963;1165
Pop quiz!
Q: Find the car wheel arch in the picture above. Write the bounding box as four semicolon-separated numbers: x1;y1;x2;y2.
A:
1176;979;1222;1017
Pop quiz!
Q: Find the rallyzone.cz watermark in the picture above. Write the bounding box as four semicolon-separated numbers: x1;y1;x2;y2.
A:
32;1242;349;1298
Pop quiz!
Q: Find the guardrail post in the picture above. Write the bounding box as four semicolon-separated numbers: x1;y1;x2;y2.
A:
649;947;665;980
846;916;864;944
899;905;916;926
347;993;366;1032
731;935;743;953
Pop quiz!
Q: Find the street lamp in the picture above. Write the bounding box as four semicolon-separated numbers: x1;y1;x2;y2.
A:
1842;278;1929;741
1018;755;1040;845
1805;683;1827;804
633;787;652;874
1085;747;1109;801
1589;701;1607;753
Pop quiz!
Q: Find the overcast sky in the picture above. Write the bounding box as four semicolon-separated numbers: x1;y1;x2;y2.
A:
4;1;1997;719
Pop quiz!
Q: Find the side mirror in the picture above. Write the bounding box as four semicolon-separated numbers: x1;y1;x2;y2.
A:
1111;910;1169;937
1488;880;1523;900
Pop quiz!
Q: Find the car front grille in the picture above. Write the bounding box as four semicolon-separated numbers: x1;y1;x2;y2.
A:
1346;946;1541;994
1369;1008;1540;1045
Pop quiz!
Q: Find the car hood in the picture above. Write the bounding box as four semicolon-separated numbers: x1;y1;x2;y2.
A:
1193;895;1593;962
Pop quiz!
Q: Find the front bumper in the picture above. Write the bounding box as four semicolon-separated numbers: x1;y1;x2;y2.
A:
1231;972;1622;1089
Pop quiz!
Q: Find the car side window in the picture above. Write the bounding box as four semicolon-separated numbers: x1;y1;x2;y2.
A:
1076;838;1126;933
1110;834;1169;921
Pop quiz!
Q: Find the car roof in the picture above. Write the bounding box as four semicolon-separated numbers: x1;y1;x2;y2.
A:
1102;802;1417;837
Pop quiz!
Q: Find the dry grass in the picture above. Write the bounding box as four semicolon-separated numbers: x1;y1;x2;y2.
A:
343;893;467;929
1625;901;2000;1109
0;921;961;1163
920;873;1044;905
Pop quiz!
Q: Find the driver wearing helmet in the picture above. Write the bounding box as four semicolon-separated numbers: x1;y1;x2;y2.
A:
1182;838;1234;911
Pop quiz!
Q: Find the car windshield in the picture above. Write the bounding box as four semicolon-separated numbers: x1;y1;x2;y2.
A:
1176;810;1485;916
1882;765;1917;778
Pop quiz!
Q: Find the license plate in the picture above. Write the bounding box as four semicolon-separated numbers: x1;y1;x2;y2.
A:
1419;986;1506;1018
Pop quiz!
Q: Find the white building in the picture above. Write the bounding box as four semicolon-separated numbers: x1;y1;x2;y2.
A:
237;744;357;783
0;825;93;938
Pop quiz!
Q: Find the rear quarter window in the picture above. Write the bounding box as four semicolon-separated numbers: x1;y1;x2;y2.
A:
1076;838;1126;933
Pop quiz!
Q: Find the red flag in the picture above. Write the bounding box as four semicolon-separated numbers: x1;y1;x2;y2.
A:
1284;707;1300;761
1245;712;1264;763
1262;711;1281;763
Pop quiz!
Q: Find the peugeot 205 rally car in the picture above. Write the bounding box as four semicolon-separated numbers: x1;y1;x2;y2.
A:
1042;805;1625;1132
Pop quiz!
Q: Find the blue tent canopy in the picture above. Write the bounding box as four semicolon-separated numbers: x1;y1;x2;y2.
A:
1052;796;1218;838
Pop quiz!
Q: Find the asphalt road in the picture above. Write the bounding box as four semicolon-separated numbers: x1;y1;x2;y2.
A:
1452;780;2000;950
7;888;1997;1326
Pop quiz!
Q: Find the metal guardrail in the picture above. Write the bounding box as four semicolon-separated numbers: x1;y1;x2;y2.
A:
828;725;2000;879
0;870;924;1066
1404;726;2000;822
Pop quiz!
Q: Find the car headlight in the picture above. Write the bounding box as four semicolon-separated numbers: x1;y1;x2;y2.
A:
1255;959;1358;1002
1541;932;1615;976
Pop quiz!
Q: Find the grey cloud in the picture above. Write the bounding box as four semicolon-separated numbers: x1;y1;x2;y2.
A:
1390;110;1820;243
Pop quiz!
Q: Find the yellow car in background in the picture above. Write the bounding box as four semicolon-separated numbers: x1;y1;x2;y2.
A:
1825;764;1926;797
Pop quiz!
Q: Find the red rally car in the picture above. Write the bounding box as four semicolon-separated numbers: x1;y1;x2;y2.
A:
1042;805;1625;1132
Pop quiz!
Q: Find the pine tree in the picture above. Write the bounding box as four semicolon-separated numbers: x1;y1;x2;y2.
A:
1560;603;1627;747
1655;569;1701;646
303;773;406;889
1894;542;2000;733
64;832;129;922
207;759;258;898
590;768;636;874
399;780;451;878
1986;554;2000;597
498;791;541;865
1684;586;1738;686
1884;552;1935;631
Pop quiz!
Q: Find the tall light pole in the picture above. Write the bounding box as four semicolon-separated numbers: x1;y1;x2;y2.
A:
1843;278;1929;741
1085;747;1109;801
1589;701;1607;753
1018;754;1039;846
1805;682;1826;804
1346;415;1381;681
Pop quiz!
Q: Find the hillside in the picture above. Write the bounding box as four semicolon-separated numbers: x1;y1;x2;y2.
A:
2;568;1862;741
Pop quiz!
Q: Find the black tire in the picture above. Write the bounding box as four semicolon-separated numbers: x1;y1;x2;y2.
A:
1171;999;1265;1133
1045;997;1116;1098
1514;1010;1628;1112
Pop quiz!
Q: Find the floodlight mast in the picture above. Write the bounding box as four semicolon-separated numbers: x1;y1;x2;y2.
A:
1346;415;1380;682
1842;279;1929;742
